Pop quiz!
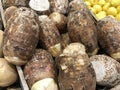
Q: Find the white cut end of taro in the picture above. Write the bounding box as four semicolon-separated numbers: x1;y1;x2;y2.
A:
50;12;62;23
29;0;50;11
91;61;106;83
88;48;98;56
31;78;58;90
111;52;120;60
61;64;68;70
48;43;61;57
39;15;49;21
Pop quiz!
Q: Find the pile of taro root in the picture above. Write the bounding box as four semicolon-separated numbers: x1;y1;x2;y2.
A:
0;0;120;90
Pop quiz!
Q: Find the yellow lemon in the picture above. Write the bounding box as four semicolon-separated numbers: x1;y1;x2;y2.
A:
102;3;110;11
88;0;97;5
108;15;115;18
90;7;97;14
93;5;102;13
96;11;106;20
85;1;91;7
110;0;120;7
105;0;111;3
115;13;120;21
99;11;106;15
117;6;120;13
107;7;117;16
98;0;106;6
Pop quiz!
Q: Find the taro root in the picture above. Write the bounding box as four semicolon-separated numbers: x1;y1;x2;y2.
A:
90;55;120;87
110;84;120;90
0;58;18;87
68;0;89;13
0;30;4;57
4;6;18;23
61;33;71;49
49;0;68;14
49;12;67;34
29;0;68;15
24;49;58;90
38;15;61;57
56;43;96;90
97;16;120;62
67;0;98;56
2;0;29;8
3;7;39;65
0;15;3;30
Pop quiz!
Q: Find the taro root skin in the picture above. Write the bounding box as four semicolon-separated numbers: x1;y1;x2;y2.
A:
38;15;61;57
4;6;18;23
24;49;58;90
50;0;69;14
0;58;18;87
56;43;96;90
0;16;3;30
0;30;4;57
110;84;120;90
97;16;120;61
2;0;29;8
61;33;71;49
3;7;39;65
68;0;98;56
49;12;67;34
62;43;86;56
90;55;120;87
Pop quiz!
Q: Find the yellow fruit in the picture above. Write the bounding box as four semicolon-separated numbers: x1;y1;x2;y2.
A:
93;5;102;13
102;3;110;11
96;11;106;20
117;6;120;12
90;7;97;14
115;13;120;21
108;15;115;18
99;11;106;15
98;0;106;6
107;7;117;16
105;0;110;2
85;1;91;7
88;0;97;6
110;0;120;7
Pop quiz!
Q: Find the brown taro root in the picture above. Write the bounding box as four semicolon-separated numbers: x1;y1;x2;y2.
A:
110;84;120;90
49;0;68;14
29;0;68;15
61;33;71;49
3;7;39;65
49;12;67;34
67;0;98;56
0;15;3;30
97;16;120;61
90;55;120;87
38;15;61;57
68;0;89;13
2;0;29;8
0;58;18;87
0;30;4;57
4;6;18;23
24;49;58;90
56;43;96;90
